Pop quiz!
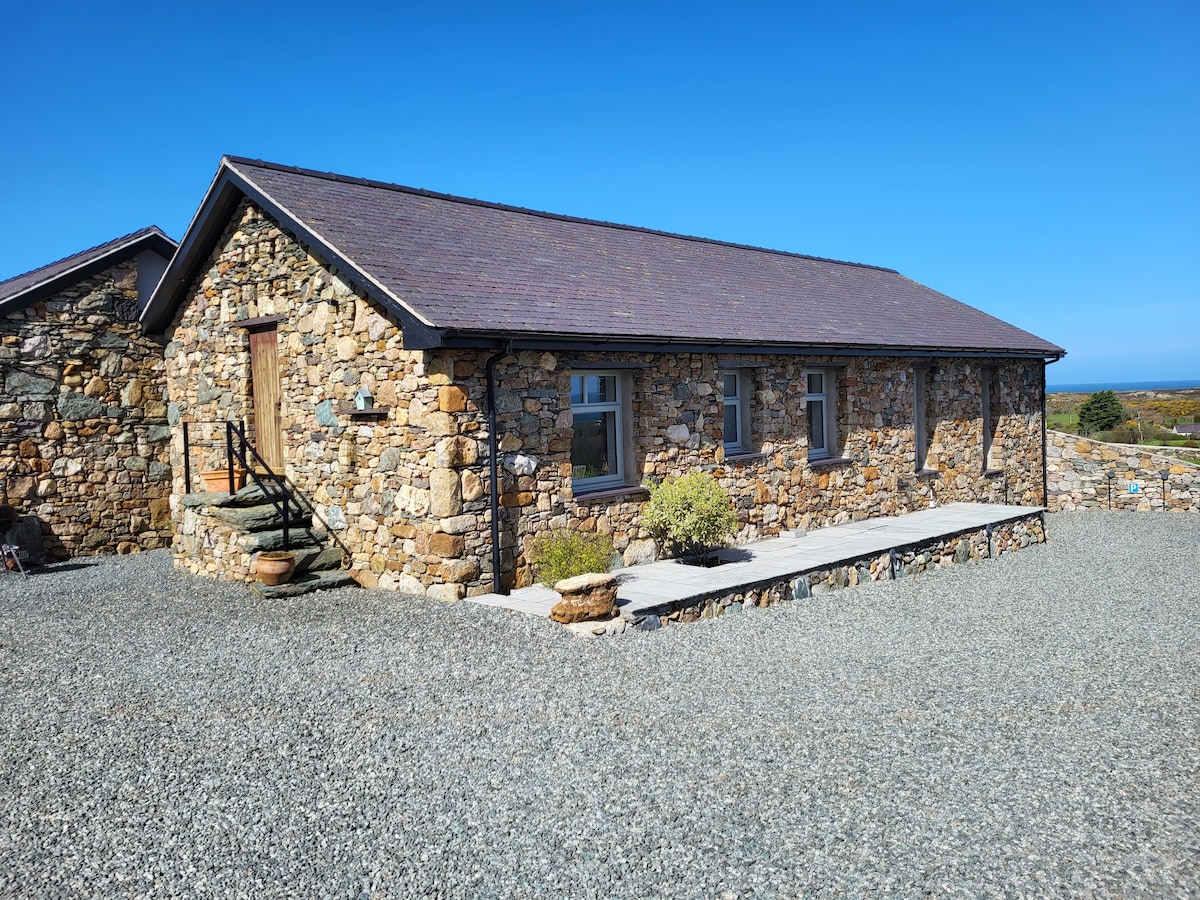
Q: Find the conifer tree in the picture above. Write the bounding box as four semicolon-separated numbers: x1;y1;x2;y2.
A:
1078;390;1124;434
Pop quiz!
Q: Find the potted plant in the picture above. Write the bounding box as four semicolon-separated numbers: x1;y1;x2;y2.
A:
200;466;247;492
642;472;738;566
256;550;296;585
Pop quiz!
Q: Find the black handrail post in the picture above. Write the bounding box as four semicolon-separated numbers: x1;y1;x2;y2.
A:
281;474;290;551
225;423;235;494
182;421;192;494
222;419;294;552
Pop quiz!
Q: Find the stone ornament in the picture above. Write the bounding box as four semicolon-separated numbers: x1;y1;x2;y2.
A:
550;572;618;624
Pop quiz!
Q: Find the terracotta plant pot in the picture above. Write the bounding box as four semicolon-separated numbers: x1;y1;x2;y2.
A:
200;468;247;492
256;550;296;585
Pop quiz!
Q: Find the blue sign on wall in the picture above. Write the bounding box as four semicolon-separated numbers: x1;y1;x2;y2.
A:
1128;483;1140;494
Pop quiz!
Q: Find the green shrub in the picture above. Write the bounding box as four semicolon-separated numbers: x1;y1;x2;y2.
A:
529;529;614;588
642;472;738;563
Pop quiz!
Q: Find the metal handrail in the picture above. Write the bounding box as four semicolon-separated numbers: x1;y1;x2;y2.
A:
225;421;297;551
179;421;300;550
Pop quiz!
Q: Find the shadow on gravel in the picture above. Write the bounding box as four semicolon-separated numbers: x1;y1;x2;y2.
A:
6;561;107;578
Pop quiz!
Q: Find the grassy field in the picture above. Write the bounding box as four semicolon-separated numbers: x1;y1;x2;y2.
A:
1047;412;1078;430
1047;387;1200;448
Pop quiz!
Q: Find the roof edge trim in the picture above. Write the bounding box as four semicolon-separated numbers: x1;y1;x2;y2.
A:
435;329;1066;360
140;159;441;347
1;227;177;315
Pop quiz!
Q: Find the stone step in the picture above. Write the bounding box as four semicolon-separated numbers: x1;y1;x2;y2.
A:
225;482;313;512
294;546;344;573
239;527;329;553
250;569;358;599
180;483;311;515
210;503;313;532
179;490;227;509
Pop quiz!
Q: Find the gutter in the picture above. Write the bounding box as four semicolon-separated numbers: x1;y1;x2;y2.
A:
485;341;514;594
434;331;1065;362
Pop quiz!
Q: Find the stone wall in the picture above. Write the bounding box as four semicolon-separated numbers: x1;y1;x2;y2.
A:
615;513;1046;632
163;201;1048;597
1046;431;1200;512
0;260;172;557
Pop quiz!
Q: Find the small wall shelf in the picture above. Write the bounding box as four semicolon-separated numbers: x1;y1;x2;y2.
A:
339;405;390;419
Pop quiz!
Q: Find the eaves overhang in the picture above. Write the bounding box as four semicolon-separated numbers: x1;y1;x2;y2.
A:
0;228;177;317
425;328;1067;362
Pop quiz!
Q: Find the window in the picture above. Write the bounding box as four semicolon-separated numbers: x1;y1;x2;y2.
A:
805;370;836;460
570;372;625;491
914;367;929;471
720;370;750;454
982;367;1001;471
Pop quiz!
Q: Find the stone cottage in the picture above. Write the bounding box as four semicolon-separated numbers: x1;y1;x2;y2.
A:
1;227;177;558
140;157;1065;596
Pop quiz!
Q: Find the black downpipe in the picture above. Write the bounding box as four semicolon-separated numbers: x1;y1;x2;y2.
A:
182;421;192;494
1040;360;1049;509
485;343;513;594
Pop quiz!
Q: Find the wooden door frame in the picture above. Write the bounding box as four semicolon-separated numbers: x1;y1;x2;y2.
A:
236;315;285;472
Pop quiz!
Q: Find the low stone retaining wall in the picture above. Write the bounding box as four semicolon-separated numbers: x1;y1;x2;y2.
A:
1046;431;1200;513
624;513;1046;631
173;494;259;583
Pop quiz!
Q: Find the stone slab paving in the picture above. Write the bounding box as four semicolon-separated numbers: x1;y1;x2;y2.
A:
468;501;1044;617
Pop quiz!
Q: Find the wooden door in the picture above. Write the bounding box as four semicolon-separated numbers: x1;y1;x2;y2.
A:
248;325;284;471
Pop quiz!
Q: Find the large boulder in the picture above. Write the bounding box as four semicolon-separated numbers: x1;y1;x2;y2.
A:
550;572;618;624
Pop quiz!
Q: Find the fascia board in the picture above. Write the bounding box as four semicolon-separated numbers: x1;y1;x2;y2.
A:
222;161;443;348
2;230;177;317
141;160;443;348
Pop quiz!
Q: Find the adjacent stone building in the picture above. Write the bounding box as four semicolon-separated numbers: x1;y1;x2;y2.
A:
141;157;1065;596
1;228;177;558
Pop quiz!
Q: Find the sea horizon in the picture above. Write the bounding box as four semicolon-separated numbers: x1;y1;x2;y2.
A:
1047;378;1200;393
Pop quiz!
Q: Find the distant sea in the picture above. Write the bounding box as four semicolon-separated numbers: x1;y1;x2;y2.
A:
1048;379;1200;393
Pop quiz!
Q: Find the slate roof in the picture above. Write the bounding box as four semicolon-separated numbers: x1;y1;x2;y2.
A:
142;157;1064;358
0;226;177;315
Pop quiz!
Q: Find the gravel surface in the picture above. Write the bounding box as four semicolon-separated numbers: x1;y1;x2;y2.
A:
1;511;1197;899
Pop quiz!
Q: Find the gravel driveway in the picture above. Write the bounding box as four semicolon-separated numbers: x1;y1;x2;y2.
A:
2;511;1197;899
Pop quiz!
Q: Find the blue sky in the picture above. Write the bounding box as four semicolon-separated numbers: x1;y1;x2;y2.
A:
3;1;1196;384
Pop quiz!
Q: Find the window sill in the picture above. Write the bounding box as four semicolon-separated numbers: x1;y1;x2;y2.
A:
572;484;650;504
915;468;941;479
724;451;767;464
807;455;852;468
983;468;1006;477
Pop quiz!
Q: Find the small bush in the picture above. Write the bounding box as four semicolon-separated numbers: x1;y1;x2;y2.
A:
529;529;614;588
642;472;738;563
1108;427;1139;444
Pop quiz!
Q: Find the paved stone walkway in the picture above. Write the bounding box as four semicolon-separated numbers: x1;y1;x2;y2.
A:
468;501;1045;617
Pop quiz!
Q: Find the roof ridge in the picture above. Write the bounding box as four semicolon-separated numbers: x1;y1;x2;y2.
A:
0;225;173;289
224;156;899;275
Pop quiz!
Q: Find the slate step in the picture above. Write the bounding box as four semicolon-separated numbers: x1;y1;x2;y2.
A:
238;528;329;553
294;546;344;573
180;483;312;515
210;503;313;531
250;569;358;599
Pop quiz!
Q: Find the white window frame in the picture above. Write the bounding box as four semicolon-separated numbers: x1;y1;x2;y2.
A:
805;369;837;461
569;370;626;492
720;369;751;455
